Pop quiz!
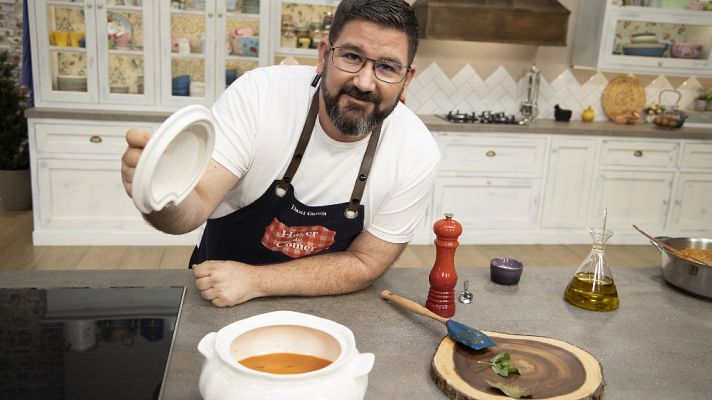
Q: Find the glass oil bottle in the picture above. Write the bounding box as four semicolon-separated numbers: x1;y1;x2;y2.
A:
564;228;619;311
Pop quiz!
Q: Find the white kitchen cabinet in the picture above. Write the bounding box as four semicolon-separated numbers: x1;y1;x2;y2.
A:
572;2;712;77
590;169;674;232
669;142;712;232
409;132;711;246
425;133;545;244
669;173;712;231
591;138;678;235
29;0;159;107
28;0;271;111
28;118;201;245
541;138;597;229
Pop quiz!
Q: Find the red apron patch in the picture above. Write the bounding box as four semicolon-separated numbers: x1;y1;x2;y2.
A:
261;218;336;258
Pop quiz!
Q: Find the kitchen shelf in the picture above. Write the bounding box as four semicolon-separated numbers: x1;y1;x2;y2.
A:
275;47;319;57
572;2;712;77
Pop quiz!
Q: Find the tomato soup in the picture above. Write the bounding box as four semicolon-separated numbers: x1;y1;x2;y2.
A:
239;352;332;374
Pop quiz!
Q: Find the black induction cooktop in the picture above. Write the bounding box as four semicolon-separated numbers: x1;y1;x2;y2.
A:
0;287;184;400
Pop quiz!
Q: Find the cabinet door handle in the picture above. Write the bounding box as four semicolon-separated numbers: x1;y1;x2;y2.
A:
218;12;224;17
486;150;496;157
634;150;643;157
87;1;93;9
97;2;103;9
89;135;103;144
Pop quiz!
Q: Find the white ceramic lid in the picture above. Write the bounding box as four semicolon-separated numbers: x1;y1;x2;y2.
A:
132;104;216;214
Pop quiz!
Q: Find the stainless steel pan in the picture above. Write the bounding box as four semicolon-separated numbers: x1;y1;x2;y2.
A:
652;236;712;299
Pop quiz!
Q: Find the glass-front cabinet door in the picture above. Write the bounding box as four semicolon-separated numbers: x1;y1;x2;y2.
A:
29;0;156;107
222;0;268;96
160;0;269;107
573;1;712;77
31;0;96;105
273;0;340;65
98;0;157;105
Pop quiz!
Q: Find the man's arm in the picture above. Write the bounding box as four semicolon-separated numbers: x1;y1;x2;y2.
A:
143;159;238;234
193;231;406;307
121;128;238;234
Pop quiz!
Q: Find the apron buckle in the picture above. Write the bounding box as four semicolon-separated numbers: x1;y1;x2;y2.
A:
344;208;358;219
275;186;288;198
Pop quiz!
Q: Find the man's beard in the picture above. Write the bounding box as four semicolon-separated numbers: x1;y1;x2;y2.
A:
320;66;402;137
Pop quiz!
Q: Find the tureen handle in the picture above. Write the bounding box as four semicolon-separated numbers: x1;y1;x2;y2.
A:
347;352;375;378
197;332;217;360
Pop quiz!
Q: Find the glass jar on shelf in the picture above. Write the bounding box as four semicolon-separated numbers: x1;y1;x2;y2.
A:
281;26;297;48
309;21;322;49
295;22;311;49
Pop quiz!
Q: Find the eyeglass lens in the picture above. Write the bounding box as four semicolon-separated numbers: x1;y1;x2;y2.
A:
331;47;407;83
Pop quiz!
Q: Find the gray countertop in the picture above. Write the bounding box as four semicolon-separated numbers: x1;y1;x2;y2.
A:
25;107;712;140
2;266;711;399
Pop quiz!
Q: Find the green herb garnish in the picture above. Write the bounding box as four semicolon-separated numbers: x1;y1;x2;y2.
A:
477;352;520;377
484;379;535;399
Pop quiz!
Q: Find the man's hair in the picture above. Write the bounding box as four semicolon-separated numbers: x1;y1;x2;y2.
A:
328;0;419;65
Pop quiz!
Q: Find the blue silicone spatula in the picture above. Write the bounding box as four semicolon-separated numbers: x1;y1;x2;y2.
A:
380;290;496;351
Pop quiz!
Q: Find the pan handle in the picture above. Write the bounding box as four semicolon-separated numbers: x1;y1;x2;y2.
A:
651;236;672;254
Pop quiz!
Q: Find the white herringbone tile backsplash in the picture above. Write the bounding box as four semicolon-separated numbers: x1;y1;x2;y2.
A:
408;63;704;121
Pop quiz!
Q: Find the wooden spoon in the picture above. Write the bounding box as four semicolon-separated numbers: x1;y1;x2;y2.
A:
632;224;711;267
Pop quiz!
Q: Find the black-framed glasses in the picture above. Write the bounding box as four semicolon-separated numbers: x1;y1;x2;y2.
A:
330;46;411;84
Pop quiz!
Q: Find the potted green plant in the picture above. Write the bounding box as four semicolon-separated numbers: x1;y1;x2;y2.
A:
0;50;31;211
694;92;709;112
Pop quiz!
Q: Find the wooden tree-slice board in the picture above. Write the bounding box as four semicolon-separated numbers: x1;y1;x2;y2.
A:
432;332;604;400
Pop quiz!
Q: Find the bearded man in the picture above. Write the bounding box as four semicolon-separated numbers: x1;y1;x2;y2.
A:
121;0;440;307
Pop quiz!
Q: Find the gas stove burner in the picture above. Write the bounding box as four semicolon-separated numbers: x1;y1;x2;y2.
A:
437;110;522;125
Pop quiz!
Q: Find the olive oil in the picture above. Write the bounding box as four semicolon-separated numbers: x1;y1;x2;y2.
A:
564;272;619;311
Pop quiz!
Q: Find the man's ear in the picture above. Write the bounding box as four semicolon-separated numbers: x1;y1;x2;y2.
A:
400;64;417;103
316;39;330;75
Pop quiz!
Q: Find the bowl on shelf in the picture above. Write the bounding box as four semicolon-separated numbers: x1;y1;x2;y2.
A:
172;75;191;96
630;32;658;44
622;43;667;57
56;75;87;92
670;42;703;59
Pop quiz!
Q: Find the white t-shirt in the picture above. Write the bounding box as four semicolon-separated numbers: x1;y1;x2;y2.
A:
209;65;440;243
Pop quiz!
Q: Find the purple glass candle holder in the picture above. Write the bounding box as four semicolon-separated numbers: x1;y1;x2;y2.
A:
490;257;524;285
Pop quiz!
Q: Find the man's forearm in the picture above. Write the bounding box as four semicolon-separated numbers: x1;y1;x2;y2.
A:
253;236;406;298
143;190;208;234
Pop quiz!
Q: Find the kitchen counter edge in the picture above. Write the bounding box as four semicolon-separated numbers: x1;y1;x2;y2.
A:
24;108;712;140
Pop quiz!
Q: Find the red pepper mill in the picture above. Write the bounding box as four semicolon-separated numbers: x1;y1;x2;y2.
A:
426;213;462;318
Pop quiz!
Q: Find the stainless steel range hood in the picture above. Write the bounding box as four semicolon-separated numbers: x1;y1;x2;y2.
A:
412;0;571;46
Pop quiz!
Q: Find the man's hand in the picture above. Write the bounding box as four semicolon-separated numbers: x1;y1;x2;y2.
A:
192;232;406;307
121;128;152;197
193;260;263;307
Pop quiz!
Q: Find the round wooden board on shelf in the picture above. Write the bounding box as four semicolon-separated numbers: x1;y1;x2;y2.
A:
601;76;646;120
432;332;604;400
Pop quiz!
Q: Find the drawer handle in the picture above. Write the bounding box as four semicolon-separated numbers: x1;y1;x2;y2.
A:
89;135;103;144
486;150;496;157
633;150;643;157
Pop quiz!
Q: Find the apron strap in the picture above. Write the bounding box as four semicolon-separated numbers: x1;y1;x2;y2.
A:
344;122;382;219
276;84;384;220
276;90;320;197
